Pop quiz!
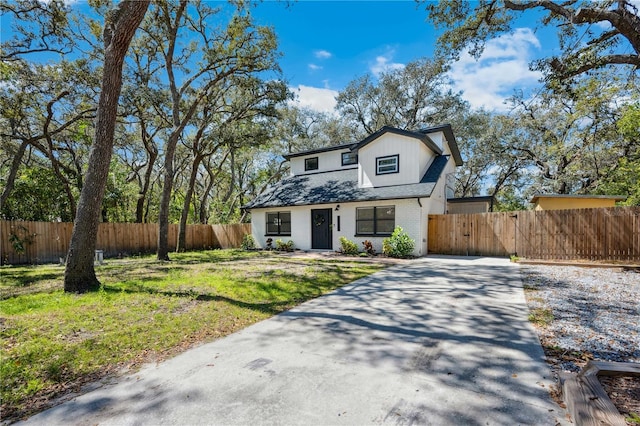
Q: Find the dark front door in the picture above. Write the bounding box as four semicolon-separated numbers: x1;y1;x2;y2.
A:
311;208;332;249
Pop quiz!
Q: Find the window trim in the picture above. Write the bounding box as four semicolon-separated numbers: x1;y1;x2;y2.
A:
341;152;358;166
265;211;291;236
354;205;395;237
376;154;399;175
304;156;319;171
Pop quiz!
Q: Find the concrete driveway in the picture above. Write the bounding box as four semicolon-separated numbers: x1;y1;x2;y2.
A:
20;256;566;425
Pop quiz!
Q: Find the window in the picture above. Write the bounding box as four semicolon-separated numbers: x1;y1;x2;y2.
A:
266;211;291;236
341;152;358;166
305;157;318;171
376;155;399;175
356;206;395;236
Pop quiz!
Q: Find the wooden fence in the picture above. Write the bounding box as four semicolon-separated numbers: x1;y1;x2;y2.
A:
428;206;640;263
0;221;251;265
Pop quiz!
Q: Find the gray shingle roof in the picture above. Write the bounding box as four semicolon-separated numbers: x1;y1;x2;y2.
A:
243;155;450;209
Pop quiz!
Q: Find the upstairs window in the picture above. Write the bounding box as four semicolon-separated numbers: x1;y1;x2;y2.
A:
355;206;395;236
305;157;319;171
376;155;399;175
266;211;291;236
341;152;358;166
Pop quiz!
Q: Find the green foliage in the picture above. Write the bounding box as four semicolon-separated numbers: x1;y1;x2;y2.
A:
339;237;359;255
0;251;383;421
423;0;640;84
335;58;466;137
494;187;527;212
275;239;294;252
8;226;35;255
594;157;640;206
625;412;640;424
382;227;415;258
240;234;256;250
1;167;75;221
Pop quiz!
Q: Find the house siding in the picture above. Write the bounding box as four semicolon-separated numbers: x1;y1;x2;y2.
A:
290;149;355;176
250;197;441;256
246;125;462;257
358;133;435;188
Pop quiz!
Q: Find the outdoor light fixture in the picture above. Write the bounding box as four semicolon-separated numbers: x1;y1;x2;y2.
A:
335;205;340;211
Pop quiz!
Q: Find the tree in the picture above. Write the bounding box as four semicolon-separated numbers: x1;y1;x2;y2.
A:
594;103;640;205
0;59;97;217
141;1;283;260
423;0;640;84
64;0;149;293
0;0;73;60
175;78;287;251
119;42;166;223
336;58;466;136
507;76;633;195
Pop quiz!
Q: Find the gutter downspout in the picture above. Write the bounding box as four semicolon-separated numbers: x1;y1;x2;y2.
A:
417;197;423;256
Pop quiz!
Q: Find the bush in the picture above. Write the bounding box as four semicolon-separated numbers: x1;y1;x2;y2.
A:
275;239;294;252
240;234;256;250
339;237;359;255
382;226;415;258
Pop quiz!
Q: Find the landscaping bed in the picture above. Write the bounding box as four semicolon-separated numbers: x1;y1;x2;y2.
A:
521;264;640;423
0;250;384;423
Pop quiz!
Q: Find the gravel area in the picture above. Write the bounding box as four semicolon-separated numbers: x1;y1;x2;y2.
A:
521;264;640;422
521;264;640;372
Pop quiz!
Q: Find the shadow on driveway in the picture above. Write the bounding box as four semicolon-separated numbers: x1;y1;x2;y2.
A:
19;256;567;426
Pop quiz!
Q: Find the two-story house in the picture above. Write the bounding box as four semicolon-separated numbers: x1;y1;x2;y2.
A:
242;124;463;256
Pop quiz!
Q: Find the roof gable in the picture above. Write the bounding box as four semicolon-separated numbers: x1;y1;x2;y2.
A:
419;124;463;166
353;126;443;156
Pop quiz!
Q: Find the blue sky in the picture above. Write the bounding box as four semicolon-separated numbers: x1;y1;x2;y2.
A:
1;1;561;114
250;1;559;113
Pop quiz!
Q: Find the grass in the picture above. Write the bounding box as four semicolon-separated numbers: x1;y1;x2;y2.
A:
627;412;640;424
0;250;384;421
528;307;554;326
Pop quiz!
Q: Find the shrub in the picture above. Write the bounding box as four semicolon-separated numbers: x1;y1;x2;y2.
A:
240;234;256;250
275;239;294;252
339;237;359;255
382;226;415;258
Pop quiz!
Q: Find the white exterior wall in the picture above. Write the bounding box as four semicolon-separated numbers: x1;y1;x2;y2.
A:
290;149;355;176
250;205;317;250
358;133;434;188
428;131;444;150
251;198;432;256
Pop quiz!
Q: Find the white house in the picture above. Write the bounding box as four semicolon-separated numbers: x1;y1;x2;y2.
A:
242;125;463;256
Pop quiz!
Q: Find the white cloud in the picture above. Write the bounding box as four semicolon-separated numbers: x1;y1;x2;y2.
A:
448;28;543;112
314;50;332;59
370;52;405;77
308;63;322;71
291;84;338;114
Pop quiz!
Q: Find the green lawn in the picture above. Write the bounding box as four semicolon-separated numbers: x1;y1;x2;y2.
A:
0;250;384;421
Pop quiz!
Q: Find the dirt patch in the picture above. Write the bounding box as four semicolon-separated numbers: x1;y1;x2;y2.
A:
599;376;640;425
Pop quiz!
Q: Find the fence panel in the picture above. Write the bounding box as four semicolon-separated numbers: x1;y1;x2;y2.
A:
428;206;640;263
0;221;252;265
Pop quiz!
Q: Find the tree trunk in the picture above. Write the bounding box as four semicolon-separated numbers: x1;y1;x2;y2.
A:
176;154;203;252
64;0;149;293
157;133;179;260
0;139;29;211
135;141;157;223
